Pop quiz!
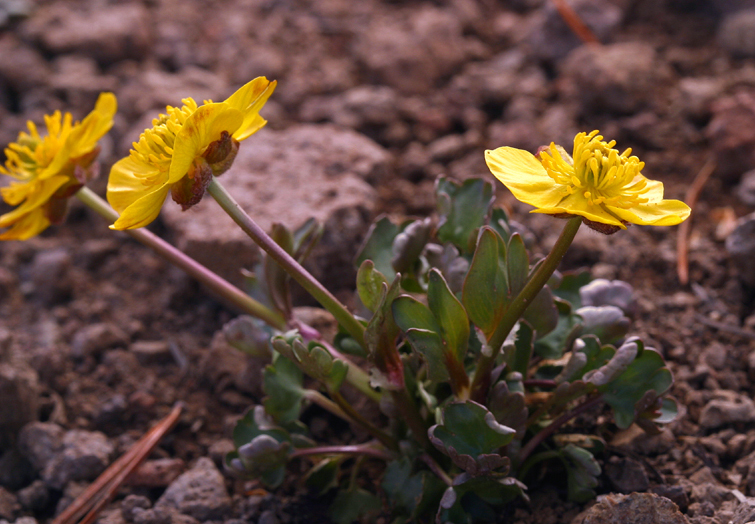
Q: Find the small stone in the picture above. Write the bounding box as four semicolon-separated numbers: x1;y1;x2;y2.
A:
154;458;232;521
161;124;385;292
527;0;623;62
719;10;755;58
700;342;728;371
18;422;65;472
736;170;755;205
23;3;152;63
699;393;755;429
604;456;650;493
41;429;114;490
0;488;20;521
571;492;687;524
561;42;673;115
0;35;50;91
127;459;184;488
70;323;129;359
706;90;755;182
15;480;48;513
650;485;689;513
675;77;725;122
121;495;152;523
258;511;278;524
727;212;755;286
0;360;40;449
131;507;172;524
129;341;172;365
93;394;128;428
28;248;72;305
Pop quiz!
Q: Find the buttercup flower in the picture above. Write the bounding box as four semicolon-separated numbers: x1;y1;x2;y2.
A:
485;131;690;232
0;93;116;240
107;77;276;230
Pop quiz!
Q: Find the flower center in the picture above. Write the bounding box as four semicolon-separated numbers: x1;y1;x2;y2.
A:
130;98;200;186
539;130;650;210
1;111;73;182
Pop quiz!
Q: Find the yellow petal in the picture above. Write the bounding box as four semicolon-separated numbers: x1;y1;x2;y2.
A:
224;77;276;141
531;192;626;228
110;185;170;230
0;208;50;240
68;92;117;158
485;148;566;209
107;155;166;214
0;175;68;228
168;103;243;184
608;199;691;226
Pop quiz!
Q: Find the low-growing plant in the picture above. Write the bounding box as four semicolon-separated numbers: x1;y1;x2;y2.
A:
0;80;690;523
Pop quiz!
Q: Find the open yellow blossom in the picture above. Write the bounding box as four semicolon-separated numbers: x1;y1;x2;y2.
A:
0;92;117;240
485;131;690;231
107;77;276;230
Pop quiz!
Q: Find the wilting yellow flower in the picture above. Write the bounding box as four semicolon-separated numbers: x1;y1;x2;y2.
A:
107;77;276;230
485;130;690;231
0;93;116;240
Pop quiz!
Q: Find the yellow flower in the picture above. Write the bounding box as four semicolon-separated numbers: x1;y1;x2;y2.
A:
0;92;117;240
107;77;276;230
485;130;690;231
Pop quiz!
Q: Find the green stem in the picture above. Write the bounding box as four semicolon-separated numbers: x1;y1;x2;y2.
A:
207;178;366;349
75;187;287;331
470;217;582;402
390;389;431;450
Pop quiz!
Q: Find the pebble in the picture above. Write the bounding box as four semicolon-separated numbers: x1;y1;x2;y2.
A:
15;480;48;513
736;169;755;205
561;42;672;115
0;35;50;91
352;6;471;94
0;360;40;449
28;248;72;305
23;3;152;63
154;458;232;521
699;393;755;429
718;9;755;58
571;492;687;523
127;459;184;488
129;341;172;365
706;90;755;182
650;485;689;513
0;488;19;521
527;0;623;62
121;494;152;523
604;456;649;493
726;212;755;286
70;323;129;359
161;124;385;291
17;422;64;472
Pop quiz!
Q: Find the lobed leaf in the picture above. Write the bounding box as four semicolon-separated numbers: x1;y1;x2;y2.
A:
436;177;495;254
354;215;400;279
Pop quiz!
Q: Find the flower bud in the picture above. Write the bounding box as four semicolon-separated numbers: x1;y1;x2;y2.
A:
204;130;240;177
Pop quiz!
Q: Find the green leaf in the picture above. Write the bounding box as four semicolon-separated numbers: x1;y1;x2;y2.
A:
271;336;348;392
404;328;449;382
355;216;400;279
424;243;469;295
560;445;600;503
437;476;526;524
365;277;405;389
436;177;495;254
292;217;323;263
223;315;273;358
265;223;295;317
304;457;341;496
506;234;529;295
534;299;583;359
227;406;292;487
489;381;528;439
555;335;614;383
429;401;515;476
551;270;591;309
510;322;534;376
462;227;509;340
383;458;446;521
393;296;442;334
594;338;673;429
392;217;433;275
576;305;630;345
329;488;382;524
428;269;469;365
357;260;389;313
263;354;305;424
489;207;512;244
523;286;559;339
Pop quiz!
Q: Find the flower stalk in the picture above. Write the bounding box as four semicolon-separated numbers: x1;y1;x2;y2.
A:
75;186;287;330
470;216;582;402
207;177;367;350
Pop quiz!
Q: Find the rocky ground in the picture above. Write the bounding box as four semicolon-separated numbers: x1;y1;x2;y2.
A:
3;0;755;522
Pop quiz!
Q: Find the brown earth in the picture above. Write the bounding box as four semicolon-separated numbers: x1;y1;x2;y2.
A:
2;0;755;523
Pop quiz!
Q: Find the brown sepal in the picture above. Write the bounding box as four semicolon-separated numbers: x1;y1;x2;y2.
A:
204;131;240;177
170;158;213;211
